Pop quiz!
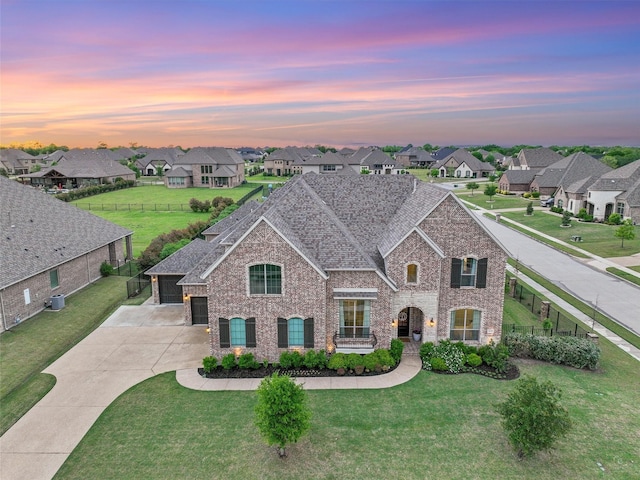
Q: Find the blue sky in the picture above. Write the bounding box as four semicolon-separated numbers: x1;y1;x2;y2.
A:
1;0;639;148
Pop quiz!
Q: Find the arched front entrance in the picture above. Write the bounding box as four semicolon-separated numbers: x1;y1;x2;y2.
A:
397;307;424;338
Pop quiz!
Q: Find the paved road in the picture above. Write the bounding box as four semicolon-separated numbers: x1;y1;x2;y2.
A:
474;212;640;336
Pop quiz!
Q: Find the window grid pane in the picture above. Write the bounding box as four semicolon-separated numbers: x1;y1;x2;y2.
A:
460;258;477;287
288;318;304;346
249;264;281;295
230;318;246;346
50;270;59;288
407;264;417;283
450;309;480;341
340;300;370;338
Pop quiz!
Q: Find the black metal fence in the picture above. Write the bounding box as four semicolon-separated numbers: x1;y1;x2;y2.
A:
126;272;150;298
76;203;193;211
110;261;142;277
505;282;589;339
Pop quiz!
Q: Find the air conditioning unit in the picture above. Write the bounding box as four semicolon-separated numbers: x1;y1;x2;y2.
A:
50;294;65;311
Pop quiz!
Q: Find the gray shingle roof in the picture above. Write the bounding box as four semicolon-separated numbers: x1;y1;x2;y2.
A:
154;173;495;287
517;148;564;169
589;159;640;191
146;239;214;275
0;177;132;289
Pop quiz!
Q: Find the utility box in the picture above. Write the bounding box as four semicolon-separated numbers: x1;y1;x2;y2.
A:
51;294;65;311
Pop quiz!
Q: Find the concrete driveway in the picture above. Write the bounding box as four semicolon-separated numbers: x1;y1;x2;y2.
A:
0;304;209;480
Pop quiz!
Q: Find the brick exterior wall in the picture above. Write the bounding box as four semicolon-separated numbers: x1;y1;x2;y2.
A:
0;241;125;332
419;196;507;344
206;221;327;362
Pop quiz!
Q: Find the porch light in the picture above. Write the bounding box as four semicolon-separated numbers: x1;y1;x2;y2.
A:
205;327;211;334
391;319;398;328
151;277;157;282
233;347;243;357
183;294;190;301
428;318;435;328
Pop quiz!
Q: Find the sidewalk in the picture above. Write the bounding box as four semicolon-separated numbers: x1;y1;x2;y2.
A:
176;354;422;391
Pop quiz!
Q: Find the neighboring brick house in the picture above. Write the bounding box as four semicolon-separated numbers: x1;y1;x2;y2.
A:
0;149;37;175
18;149;136;188
395;147;434;168
585;159;640;222
537;152;612;213
263;147;323;176
498;170;537;195
166;147;245;188
433;148;494;178
147;173;508;362
0;176;133;333
508;147;564;171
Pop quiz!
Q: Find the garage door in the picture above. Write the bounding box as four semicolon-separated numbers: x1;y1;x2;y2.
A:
158;275;183;304
191;297;209;325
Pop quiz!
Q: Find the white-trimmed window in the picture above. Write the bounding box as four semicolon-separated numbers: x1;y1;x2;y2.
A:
249;264;282;295
219;317;256;348
451;257;487;288
450;309;480;341
339;300;370;338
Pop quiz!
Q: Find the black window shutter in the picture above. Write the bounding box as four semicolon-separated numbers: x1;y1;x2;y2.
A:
245;317;256;347
303;317;314;348
450;258;462;288
277;317;288;348
476;258;488;288
219;318;230;348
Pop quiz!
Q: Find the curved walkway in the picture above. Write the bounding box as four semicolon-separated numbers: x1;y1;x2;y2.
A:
176;354;422;391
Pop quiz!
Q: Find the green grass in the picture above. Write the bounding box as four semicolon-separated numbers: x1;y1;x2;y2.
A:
509;260;640;350
500;211;640;258
71;184;264;256
502;291;540;326
0;276;128;435
56;338;640;480
458;192;534;211
606;267;640;287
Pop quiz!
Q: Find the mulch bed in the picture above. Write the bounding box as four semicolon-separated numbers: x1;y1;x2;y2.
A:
197;360;519;380
198;363;398;379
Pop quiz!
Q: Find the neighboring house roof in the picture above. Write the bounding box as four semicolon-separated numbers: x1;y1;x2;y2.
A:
517;148;564;169
545;152;612;193
0;149;34;171
175;147;243;166
395;147;433;164
430;147;457;161
359;149;398;168
588;159;640;192
152;174;503;290
0;176;132;289
500;170;537;185
165;166;191;177
138;148;184;168
113;147;138;159
19;155;135;180
302;151;347;166
435;148;493;173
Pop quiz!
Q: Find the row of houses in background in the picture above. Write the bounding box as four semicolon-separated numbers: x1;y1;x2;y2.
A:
2;144;638;223
261;145;496;178
498;147;640;222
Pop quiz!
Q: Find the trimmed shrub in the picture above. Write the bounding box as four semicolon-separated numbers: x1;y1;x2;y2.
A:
221;353;236;370
419;342;435;363
362;352;379;371
314;350;328;369
303;350;318;369
278;351;303;369
503;333;600;370
479;341;510;373
345;353;364;370
466;353;482;367
430;357;448;371
390;338;404;364
328;353;348;371
202;356;217;373
607;213;622;225
373;349;396;368
238;353;260;369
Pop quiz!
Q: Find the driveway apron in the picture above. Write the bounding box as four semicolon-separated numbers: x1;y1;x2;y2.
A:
0;304;209;480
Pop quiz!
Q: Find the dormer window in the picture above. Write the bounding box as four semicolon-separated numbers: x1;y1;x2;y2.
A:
406;264;418;284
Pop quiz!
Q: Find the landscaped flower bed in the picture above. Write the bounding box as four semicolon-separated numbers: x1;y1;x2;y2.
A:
420;339;520;380
199;339;406;379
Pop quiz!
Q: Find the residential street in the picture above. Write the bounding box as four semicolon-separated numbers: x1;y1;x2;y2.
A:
474;212;640;337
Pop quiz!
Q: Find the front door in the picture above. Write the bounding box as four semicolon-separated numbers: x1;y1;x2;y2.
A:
398;308;410;337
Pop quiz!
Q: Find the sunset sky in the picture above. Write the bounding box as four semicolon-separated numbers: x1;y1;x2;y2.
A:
1;0;639;149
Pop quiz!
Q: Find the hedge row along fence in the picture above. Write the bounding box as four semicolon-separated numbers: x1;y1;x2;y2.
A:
55;180;136;202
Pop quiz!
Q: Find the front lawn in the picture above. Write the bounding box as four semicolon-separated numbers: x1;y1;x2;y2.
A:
56;337;639;480
458;192;534;211
500;211;640;258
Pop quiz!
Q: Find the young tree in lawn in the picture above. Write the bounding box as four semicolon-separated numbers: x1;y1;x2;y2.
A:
484;184;498;202
430;168;439;178
614;219;635;248
466;182;479;196
255;373;311;458
496;375;571;458
526;202;534;216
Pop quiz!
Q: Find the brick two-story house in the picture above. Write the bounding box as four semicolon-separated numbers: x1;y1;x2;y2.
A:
147;173;508;361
